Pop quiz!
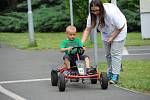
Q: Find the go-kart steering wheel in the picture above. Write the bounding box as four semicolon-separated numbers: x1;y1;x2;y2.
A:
68;47;84;56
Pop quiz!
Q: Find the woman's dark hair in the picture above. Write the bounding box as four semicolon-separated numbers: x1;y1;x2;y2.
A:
90;0;105;28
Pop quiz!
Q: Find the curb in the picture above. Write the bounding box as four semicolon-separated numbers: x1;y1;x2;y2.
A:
113;84;150;96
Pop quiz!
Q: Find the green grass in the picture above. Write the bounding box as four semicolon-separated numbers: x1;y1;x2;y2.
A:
99;60;150;93
0;32;66;50
126;32;150;46
0;32;150;50
0;32;102;50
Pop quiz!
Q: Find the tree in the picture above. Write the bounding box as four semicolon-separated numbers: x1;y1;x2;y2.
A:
0;0;140;32
65;0;109;31
0;0;70;32
117;0;140;32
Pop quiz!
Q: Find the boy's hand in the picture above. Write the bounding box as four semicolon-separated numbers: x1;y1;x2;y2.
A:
60;47;73;53
82;46;86;51
67;47;73;51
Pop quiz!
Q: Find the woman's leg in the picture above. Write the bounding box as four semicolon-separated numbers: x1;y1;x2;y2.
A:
111;40;125;75
103;41;112;73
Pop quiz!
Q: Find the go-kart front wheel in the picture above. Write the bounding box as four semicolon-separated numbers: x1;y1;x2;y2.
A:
58;73;66;92
100;72;108;89
51;70;58;86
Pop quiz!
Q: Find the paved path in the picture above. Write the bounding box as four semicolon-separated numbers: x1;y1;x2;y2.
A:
0;45;150;100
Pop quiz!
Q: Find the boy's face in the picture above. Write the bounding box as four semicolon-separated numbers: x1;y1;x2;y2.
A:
66;31;76;40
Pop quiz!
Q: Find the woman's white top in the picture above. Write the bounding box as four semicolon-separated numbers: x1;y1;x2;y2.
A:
86;3;127;41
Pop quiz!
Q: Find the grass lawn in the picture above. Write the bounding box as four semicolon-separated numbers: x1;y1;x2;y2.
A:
0;32;150;50
0;32;150;93
126;32;150;46
99;60;150;93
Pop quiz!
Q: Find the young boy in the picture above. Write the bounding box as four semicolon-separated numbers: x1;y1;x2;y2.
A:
60;25;91;73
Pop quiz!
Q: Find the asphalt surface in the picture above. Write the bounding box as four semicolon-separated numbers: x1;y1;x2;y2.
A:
0;44;150;100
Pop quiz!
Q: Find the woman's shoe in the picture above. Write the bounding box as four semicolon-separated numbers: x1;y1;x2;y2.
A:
109;74;119;84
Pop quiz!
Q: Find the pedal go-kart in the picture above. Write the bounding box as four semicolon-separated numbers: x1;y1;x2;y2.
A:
51;47;108;92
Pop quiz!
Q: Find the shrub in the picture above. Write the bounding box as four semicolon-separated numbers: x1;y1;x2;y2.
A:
0;0;140;32
0;12;27;32
117;0;140;32
0;0;70;32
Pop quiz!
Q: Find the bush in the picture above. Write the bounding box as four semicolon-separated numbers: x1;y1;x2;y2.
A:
0;0;70;32
117;0;140;32
33;3;70;32
0;12;28;32
0;0;140;32
65;0;109;31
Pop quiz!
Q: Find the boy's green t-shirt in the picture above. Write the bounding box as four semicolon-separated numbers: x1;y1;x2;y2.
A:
60;38;83;55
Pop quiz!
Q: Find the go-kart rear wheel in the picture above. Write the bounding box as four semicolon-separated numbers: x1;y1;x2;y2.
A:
100;72;108;89
91;78;97;84
51;70;58;86
58;73;66;92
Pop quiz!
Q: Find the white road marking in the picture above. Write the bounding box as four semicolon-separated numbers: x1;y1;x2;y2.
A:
0;78;51;84
123;47;129;55
122;47;150;56
128;48;150;51
0;85;26;100
126;53;150;56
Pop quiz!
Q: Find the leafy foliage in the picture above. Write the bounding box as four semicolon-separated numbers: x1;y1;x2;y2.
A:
65;0;109;31
0;12;27;32
33;2;70;32
72;0;89;31
0;0;70;32
0;0;140;32
117;0;140;32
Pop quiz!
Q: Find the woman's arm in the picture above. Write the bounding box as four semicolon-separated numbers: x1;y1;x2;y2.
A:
107;24;125;44
81;27;92;43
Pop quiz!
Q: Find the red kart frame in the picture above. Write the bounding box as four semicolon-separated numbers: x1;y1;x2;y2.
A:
57;67;100;79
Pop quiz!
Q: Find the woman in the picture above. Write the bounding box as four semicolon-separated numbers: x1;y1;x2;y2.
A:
81;0;127;84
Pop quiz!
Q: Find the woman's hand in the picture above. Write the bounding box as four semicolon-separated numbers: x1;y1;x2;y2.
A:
107;35;114;44
107;25;125;44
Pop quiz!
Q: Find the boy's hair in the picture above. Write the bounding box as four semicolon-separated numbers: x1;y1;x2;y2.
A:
66;25;76;33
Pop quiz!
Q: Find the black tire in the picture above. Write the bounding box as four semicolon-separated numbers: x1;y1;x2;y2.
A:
90;68;97;84
51;70;58;86
76;78;80;82
91;78;97;84
100;72;108;89
58;73;66;92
